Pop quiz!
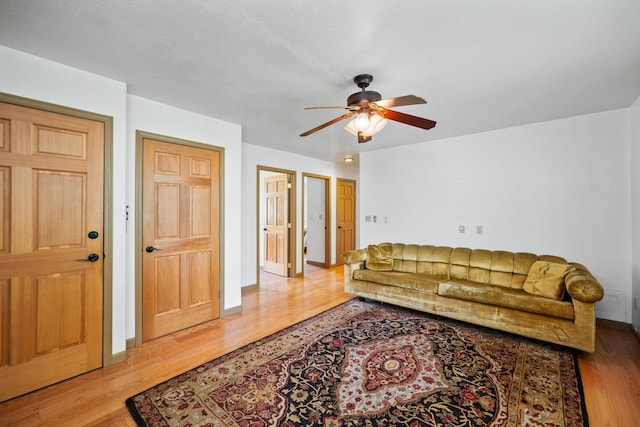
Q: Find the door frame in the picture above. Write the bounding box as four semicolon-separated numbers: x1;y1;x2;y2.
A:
302;173;331;271
0;92;115;366
134;131;225;346
256;166;296;286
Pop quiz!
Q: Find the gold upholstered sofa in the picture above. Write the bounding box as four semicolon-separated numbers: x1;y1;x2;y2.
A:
343;243;604;352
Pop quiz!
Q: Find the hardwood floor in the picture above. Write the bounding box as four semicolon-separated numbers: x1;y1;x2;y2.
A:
0;265;638;426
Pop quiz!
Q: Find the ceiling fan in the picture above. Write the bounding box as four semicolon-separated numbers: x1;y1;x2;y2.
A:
300;74;436;143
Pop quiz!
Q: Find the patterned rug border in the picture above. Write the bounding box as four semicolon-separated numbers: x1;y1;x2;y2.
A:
126;299;590;426
127;395;150;427
572;350;590;426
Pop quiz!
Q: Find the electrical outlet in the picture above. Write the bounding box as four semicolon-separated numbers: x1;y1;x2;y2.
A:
458;225;465;233
476;225;483;235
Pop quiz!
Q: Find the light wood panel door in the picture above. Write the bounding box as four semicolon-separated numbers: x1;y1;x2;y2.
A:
142;138;220;341
0;102;104;402
336;178;356;266
264;174;288;276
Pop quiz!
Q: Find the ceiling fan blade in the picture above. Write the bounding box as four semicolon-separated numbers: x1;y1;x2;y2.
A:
300;112;355;137
374;95;426;109
381;109;437;130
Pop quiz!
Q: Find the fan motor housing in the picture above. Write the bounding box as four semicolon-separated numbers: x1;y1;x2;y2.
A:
347;90;382;107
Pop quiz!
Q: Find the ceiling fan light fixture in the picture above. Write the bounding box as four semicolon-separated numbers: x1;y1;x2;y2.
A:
344;113;388;137
368;114;388;135
353;113;370;131
344;120;360;136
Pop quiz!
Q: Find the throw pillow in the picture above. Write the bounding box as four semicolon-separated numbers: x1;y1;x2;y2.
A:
365;243;394;271
523;261;573;300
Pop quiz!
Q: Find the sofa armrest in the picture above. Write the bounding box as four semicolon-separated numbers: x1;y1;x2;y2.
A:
343;249;367;265
565;268;604;303
343;249;367;294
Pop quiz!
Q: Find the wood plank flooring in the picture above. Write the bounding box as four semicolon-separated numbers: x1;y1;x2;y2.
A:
0;265;638;426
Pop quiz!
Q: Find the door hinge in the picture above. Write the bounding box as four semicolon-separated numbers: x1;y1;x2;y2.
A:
287;263;292;268
287;223;292;229
287;182;292;189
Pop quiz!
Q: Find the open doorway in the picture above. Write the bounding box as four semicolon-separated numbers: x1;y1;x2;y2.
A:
303;174;331;273
256;166;296;286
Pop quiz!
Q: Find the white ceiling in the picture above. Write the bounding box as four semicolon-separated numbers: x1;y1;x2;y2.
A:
1;0;639;165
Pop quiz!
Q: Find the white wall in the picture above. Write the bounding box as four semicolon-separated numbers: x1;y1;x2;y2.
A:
242;143;358;286
0;46;129;354
360;109;632;322
630;95;640;333
126;95;243;338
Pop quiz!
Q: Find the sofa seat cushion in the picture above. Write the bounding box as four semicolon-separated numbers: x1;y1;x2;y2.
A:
438;280;574;320
353;269;440;293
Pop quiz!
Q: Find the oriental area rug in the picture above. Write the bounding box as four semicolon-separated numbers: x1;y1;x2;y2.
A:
126;299;588;427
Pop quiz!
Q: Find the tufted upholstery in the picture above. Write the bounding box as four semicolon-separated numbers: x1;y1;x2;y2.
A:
390;243;563;289
343;242;604;352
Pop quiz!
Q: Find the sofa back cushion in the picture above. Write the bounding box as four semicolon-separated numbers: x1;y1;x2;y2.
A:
490;251;516;286
381;243;568;289
513;253;540;287
449;249;545;289
391;243;451;279
392;243;418;272
468;249;491;283
449;247;472;280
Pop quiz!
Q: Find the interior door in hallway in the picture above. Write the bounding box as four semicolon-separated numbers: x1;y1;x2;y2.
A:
142;137;220;341
0;102;104;402
336;178;356;266
264;174;289;276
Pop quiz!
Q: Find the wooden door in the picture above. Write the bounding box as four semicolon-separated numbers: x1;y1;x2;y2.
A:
264;174;288;276
336;178;356;266
0;102;104;402
142;138;220;341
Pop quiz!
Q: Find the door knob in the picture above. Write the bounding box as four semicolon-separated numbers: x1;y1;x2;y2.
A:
77;253;100;262
145;246;163;253
88;231;99;239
